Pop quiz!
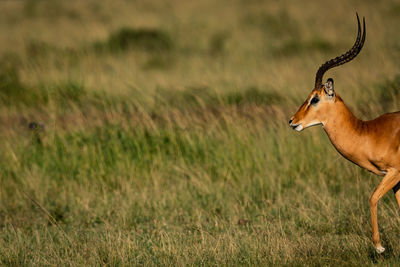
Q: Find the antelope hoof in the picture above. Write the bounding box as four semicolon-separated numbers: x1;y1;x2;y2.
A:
375;244;385;254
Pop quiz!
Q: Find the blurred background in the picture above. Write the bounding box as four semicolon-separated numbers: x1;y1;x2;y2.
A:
1;0;400;265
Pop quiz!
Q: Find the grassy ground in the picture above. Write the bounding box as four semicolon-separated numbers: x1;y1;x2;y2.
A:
1;0;400;265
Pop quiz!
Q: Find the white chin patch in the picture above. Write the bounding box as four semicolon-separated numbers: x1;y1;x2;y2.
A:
294;124;303;131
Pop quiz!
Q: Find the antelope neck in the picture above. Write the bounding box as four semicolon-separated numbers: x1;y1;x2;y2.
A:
322;98;366;158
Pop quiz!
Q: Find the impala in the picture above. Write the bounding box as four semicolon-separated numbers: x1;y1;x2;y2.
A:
289;14;400;253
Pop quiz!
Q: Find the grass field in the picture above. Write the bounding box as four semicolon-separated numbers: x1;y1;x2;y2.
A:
1;0;400;265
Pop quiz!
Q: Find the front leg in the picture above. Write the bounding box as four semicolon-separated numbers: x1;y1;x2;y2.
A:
369;168;400;253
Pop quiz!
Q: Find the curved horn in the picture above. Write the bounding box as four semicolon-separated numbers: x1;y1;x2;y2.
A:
314;13;366;89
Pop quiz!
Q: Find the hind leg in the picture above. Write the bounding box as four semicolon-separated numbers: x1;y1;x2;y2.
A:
370;169;400;253
393;181;400;208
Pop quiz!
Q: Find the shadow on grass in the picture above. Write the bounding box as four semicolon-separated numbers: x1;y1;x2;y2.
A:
93;27;173;53
154;86;283;111
0;55;35;105
275;38;334;57
26;27;175;70
0;58;96;109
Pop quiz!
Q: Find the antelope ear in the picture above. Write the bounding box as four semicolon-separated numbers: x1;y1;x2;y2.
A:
324;78;334;98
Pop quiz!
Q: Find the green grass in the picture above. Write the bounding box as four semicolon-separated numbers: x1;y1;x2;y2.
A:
1;0;400;266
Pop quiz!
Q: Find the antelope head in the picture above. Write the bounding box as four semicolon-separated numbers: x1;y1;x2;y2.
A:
289;14;366;131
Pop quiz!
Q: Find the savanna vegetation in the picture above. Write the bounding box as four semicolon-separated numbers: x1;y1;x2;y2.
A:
1;0;400;266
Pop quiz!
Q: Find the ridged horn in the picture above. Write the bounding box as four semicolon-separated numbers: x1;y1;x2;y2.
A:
314;13;366;89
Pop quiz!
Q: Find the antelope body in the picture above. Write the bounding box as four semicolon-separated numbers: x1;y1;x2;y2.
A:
289;14;400;253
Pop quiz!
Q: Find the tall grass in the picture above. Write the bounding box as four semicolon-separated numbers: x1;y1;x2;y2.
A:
1;0;400;266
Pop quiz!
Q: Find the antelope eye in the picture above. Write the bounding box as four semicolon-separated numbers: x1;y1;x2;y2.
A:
310;96;319;105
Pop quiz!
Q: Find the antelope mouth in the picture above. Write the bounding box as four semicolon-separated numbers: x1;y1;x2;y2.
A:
289;120;303;132
292;124;303;131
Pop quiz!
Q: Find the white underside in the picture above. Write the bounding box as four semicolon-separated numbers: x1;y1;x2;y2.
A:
294;121;323;132
305;121;323;128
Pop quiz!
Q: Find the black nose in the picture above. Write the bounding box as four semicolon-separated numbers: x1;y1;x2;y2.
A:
289;119;293;125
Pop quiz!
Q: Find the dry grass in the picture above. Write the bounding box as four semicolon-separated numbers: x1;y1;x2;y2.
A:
1;0;400;266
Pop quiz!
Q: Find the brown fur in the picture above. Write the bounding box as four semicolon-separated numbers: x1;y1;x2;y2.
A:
290;85;400;253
